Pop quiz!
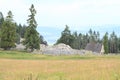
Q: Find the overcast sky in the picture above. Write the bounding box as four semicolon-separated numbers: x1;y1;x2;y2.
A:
0;0;120;44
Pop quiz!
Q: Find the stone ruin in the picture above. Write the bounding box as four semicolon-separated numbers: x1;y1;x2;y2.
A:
39;43;85;55
14;43;85;55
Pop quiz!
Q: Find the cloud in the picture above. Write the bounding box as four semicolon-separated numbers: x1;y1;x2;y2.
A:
0;0;29;24
1;0;120;27
35;1;81;27
34;0;120;28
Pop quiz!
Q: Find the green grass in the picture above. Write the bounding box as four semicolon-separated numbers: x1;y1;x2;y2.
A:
0;50;120;80
0;50;46;60
0;50;120;60
23;73;66;80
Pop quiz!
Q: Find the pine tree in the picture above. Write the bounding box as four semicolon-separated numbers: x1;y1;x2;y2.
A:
103;32;109;54
109;32;118;53
118;38;120;52
0;12;4;40
56;25;74;47
40;35;48;45
21;25;27;38
71;31;79;49
24;4;40;52
1;11;16;50
0;12;4;29
97;31;100;42
89;29;93;42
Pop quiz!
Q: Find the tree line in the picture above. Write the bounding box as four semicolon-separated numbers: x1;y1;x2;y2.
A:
56;25;120;54
0;4;47;52
0;4;120;54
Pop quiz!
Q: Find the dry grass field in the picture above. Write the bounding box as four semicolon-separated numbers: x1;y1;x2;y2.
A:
0;51;120;80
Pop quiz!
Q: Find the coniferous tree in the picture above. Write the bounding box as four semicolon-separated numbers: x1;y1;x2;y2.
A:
56;25;74;47
78;33;83;49
82;34;89;49
88;29;100;43
71;31;79;49
0;12;4;40
109;32;118;53
97;31;100;42
118;38;120;52
15;23;20;44
24;4;40;52
103;32;109;54
89;29;94;42
16;24;22;36
21;25;27;38
40;35;48;45
56;27;120;54
1;11;16;50
0;12;4;29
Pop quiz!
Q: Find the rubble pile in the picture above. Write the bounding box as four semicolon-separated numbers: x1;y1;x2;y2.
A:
15;43;84;55
40;43;84;55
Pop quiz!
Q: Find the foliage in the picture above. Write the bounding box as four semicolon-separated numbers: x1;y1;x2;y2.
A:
102;32;120;54
15;23;27;44
40;35;48;45
89;29;100;43
109;32;119;53
56;26;120;54
71;32;90;49
0;12;4;39
0;8;120;54
23;4;40;52
16;23;27;38
56;27;101;50
1;11;16;50
103;32;109;54
56;25;74;47
0;12;4;29
15;33;21;44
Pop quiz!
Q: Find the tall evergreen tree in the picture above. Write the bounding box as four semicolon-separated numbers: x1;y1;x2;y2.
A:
24;4;40;52
109;32;118;53
0;12;4;39
97;31;100;42
0;12;4;29
89;29;94;42
21;25;27;38
56;25;74;47
88;29;100;43
118;38;120;52
1;11;16;50
103;32;109;54
71;31;79;49
16;24;22;36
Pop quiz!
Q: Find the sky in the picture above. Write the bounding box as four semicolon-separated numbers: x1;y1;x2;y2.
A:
0;0;120;44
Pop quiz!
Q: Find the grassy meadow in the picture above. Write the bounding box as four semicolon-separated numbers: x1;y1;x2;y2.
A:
0;51;120;80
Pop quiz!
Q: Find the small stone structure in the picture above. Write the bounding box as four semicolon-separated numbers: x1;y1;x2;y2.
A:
85;42;104;54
